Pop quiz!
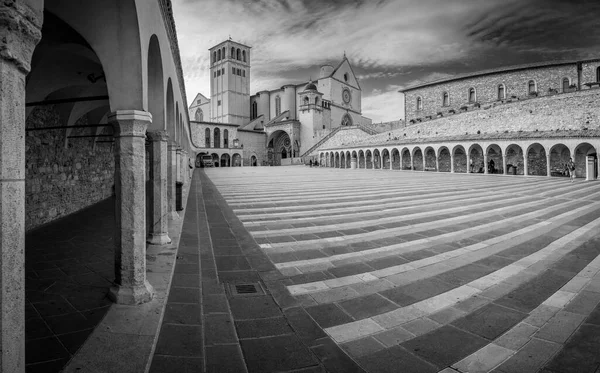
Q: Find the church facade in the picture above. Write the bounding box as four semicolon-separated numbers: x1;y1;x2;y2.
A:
189;39;372;166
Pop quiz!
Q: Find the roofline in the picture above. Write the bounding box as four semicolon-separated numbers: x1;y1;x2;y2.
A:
399;58;600;93
190;120;240;127
209;39;252;50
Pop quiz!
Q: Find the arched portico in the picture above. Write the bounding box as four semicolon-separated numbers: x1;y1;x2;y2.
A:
382;149;390;169
267;129;292;166
401;148;411;170
412;147;423;171
221;153;231;167
340;152;346;169
453;145;467;173
486;144;503;174
424;147;436;171
359;150;365;168
391;148;400;170
438;147;451;172
526;143;547;176
575;143;597;179
373;149;381;169
366;150;373;169
505;144;524;175
469;144;484;173
346;151;352;168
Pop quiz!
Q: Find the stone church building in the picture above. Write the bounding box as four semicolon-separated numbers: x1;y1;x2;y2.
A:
189;39;373;166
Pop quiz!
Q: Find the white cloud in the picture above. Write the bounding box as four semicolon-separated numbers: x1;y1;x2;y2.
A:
362;89;405;123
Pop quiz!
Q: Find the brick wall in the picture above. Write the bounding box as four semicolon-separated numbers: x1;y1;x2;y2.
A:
25;106;115;231
404;63;582;121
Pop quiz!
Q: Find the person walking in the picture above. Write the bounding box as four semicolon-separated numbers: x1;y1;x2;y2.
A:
567;158;576;182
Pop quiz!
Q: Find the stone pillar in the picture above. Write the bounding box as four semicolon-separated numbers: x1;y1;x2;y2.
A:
176;147;182;183
167;144;178;219
380;155;384;170
108;110;155;305
435;157;439;173
351;157;357;169
0;3;42;370
466;153;471;173
390;157;394;170
503;155;508;175
546;155;552;177
523;158;529;176
450;154;455;173
422;155;426;172
146;131;171;245
586;155;595;181
484;154;489;174
180;149;187;183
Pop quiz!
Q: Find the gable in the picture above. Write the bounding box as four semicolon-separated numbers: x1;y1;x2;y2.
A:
331;59;361;90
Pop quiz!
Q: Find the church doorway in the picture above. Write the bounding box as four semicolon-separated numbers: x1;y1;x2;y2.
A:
251;156;257;166
282;149;288;159
267;130;292;166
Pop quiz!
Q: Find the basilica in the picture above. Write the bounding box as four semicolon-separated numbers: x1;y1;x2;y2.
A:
188;39;373;166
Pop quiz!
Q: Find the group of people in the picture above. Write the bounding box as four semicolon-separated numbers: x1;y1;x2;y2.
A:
469;158;496;174
308;159;319;167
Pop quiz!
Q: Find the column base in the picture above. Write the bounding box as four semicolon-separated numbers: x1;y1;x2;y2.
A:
147;233;172;245
108;281;155;305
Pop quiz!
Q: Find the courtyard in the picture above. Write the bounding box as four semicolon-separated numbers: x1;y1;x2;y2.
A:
191;166;600;373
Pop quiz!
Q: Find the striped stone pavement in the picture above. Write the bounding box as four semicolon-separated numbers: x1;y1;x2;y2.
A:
205;167;600;373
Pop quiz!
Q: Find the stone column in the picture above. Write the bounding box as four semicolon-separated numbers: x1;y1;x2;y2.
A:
450;153;455;173
167;144;178;219
380;155;384;170
351;157;357;169
390;156;394;171
484;154;489;174
146;131;171;245
0;3;42;371
435;156;439;173
546;154;552;177
108;110;155;305
422;155;426;172
466;153;471;173
176;147;182;183
503;155;508;175
523;158;529;176
180;149;187;183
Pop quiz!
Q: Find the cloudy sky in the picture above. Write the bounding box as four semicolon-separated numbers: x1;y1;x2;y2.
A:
172;0;600;122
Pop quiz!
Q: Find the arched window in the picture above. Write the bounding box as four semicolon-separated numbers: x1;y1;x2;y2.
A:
416;96;423;111
528;80;536;94
303;96;309;105
562;77;570;91
223;129;229;148
498;84;505;100
231;47;235;58
213;52;216;63
222;47;225;60
217;49;221;60
242;50;246;62
442;92;449;106
343;73;348;82
205;128;211;147
315;97;319;105
214;128;221;148
281;148;287;159
275;96;281;116
195;109;203;121
468;87;476;103
237;48;241;60
251;101;258;119
597;67;600;82
341;114;352;126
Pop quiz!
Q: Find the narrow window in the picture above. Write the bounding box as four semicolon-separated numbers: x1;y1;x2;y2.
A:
303;96;309;105
231;47;235;58
252;101;257;119
242;50;246;62
442;92;449;106
562;77;570;91
315;97;319;105
242;70;245;77
205;128;211;147
217;49;221;60
498;84;505;100
528;80;536;94
223;129;229;148
222;68;224;75
217;70;220;77
343;73;348;82
217;100;221;106
597;66;600;82
237;48;241;60
214;128;220;148
275;96;281;116
222;47;225;60
416;97;423;111
468;87;476;102
195;109;203;121
213;52;216;63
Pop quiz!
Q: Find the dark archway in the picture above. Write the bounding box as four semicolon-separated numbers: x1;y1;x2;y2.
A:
373;149;381;169
359;150;365;168
575;143;597;179
401;148;411;170
453;146;467;173
549;144;570;177
391;148;400;170
412;148;423;171
486;144;503;174
382;149;390;169
526;143;547;176
221;153;231;167
438;147;451;172
469;144;484;173
505;144;524;175
424;147;436;171
366;150;373;169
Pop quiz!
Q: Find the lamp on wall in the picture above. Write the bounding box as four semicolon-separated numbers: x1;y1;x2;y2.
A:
233;138;240;148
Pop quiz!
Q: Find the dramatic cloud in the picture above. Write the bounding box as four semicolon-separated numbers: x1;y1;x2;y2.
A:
172;0;600;121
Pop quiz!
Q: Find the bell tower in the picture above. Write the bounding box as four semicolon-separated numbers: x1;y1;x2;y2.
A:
209;39;251;125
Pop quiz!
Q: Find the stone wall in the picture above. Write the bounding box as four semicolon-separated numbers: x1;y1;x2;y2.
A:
403;62;595;121
347;89;600;147
314;127;373;154
25;106;115;230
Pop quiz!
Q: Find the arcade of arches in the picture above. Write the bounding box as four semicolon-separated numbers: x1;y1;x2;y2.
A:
1;0;195;370
320;139;600;180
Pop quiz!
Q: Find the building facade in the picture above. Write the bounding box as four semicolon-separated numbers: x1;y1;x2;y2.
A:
189;42;372;166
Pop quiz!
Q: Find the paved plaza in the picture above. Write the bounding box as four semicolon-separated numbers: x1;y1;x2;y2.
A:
191;166;600;373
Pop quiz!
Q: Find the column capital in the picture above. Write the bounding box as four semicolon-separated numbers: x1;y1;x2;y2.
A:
0;2;43;74
168;143;178;151
147;130;169;142
108;110;151;138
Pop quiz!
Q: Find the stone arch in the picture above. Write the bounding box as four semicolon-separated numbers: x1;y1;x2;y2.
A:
341;113;353;127
232;153;242;167
412;147;423;171
214;127;221;148
346;151;351;168
205;128;211;147
391;148;401;170
373;149;381;169
486;144;503;174
211;153;219;167
505;144;524;175
220;153;231;167
366;150;373;169
147;35;165;132
359;150;365;169
549;143;571;177
382;149;390;169
453;145;467;173
340;152;346;169
267;129;291;166
526;143;547;176
320;153;325;167
330;152;334;168
574;142;597;179
469;144;484;173
438;146;451;172
424;146;436;171
335;152;340;168
401;148;411;170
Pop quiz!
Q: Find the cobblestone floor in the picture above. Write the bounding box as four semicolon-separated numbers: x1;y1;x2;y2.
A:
171;166;600;373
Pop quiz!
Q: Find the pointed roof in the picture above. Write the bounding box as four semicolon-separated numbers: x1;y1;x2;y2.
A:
326;56;362;91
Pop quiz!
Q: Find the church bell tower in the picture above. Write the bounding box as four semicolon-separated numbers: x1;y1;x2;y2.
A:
209;39;251;125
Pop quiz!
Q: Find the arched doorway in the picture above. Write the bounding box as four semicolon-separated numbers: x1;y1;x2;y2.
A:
424;147;436;171
469;144;484;173
232;153;242;167
251;155;258;167
412;148;423;171
486;144;503;174
575;143;598;179
453;146;467;173
358;150;365;168
438;147;451;172
221;153;231;167
505;145;524;175
373;149;381;169
549;144;570;177
366;150;373;169
267;130;292;166
212;153;219;167
526;143;547;176
401;148;411;170
382;149;390;169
